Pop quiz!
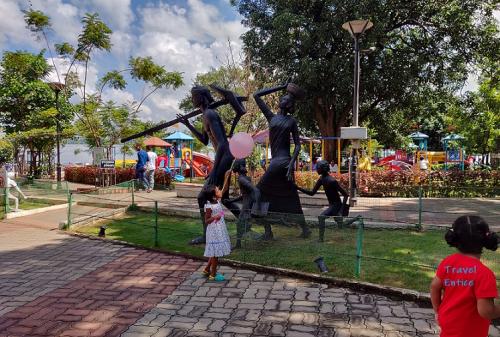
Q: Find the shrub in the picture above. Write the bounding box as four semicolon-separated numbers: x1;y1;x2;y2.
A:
290;169;498;198
64;166;171;188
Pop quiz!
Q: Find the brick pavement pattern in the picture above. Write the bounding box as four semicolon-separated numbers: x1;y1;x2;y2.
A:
1;213;499;337
0;233;131;317
123;266;500;337
0;240;201;337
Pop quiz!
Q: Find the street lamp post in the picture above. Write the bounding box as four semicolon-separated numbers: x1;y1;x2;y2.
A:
49;82;65;183
342;19;373;205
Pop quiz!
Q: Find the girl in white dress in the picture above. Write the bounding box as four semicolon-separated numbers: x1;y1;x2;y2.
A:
202;185;231;281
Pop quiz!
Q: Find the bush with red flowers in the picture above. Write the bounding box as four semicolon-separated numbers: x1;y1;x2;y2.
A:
64;166;172;188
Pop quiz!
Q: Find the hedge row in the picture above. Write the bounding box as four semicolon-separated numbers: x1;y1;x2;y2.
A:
64;166;172;187
65;166;498;197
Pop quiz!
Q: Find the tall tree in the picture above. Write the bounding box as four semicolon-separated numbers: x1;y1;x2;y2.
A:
24;9;184;154
453;74;500;153
231;0;500;158
0;51;73;175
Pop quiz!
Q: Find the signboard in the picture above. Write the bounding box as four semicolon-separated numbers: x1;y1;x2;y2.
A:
341;127;368;140
100;160;115;169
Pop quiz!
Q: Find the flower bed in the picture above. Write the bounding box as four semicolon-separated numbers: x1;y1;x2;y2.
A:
64;166;172;188
251;169;498;198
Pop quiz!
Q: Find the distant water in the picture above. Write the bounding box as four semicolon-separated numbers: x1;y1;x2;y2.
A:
61;144;137;165
61;144;215;165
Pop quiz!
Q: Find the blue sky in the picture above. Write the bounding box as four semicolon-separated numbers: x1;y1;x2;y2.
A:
0;0;247;122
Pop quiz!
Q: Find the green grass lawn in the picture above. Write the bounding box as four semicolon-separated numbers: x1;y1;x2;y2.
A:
1;198;56;217
75;211;499;293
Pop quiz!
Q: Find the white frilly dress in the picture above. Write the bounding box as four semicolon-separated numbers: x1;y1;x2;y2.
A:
204;201;232;257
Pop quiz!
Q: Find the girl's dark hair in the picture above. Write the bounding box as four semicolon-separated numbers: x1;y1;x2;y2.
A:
201;184;217;203
445;215;498;254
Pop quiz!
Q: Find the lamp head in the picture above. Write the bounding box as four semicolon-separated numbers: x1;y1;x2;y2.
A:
342;20;373;37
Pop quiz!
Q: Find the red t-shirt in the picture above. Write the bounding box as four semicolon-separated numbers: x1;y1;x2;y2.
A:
436;253;498;337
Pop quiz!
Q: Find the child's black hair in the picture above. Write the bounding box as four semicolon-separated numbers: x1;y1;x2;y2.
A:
445;215;498;254
201;184;217;203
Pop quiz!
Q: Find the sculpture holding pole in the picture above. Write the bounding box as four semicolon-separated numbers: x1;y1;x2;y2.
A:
176;85;247;245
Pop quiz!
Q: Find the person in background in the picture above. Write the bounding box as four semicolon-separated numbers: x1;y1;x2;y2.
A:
135;143;148;190
430;215;499;337
145;146;157;193
172;141;179;158
419;155;429;171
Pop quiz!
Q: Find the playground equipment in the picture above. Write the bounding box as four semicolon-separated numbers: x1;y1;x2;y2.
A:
409;132;429;151
442;133;465;171
252;130;345;177
163;131;214;180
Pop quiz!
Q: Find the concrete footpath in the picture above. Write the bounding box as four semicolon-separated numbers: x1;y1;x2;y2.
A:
1;210;499;337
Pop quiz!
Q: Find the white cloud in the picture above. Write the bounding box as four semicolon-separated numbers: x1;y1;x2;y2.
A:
102;88;135;105
30;0;80;45
135;0;247;121
0;0;40;50
46;57;98;100
88;0;134;31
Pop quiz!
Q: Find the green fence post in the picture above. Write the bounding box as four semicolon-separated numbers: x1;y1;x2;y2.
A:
131;180;135;206
154;201;159;247
355;219;364;278
66;192;73;230
417;185;423;231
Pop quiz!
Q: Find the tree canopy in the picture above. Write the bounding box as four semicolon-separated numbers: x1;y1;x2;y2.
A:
231;0;500;156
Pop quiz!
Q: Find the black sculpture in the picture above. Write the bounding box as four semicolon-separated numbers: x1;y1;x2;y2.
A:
253;82;311;239
222;159;269;249
295;160;348;242
178;85;245;244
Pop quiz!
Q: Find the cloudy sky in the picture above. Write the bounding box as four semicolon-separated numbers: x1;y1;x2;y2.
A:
0;0;247;122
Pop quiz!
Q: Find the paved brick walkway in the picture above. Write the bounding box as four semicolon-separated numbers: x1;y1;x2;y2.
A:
1;211;499;337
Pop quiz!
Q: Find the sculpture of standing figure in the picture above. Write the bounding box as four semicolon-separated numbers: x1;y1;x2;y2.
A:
253;82;311;239
178;86;245;244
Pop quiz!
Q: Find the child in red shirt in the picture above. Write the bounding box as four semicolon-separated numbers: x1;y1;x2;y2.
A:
431;215;499;337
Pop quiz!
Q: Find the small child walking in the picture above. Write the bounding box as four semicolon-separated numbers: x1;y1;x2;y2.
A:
202;185;231;281
430;215;499;337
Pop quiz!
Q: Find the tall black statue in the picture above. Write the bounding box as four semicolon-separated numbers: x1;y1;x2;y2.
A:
178;85;245;244
295;160;348;242
253;83;311;239
222;159;269;249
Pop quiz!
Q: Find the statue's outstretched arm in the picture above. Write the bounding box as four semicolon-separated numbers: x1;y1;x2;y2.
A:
253;84;287;122
211;85;246;137
296;178;322;196
176;114;209;145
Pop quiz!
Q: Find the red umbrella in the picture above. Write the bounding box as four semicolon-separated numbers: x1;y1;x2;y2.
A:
143;137;171;147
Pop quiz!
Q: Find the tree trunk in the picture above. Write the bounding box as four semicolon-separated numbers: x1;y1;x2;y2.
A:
313;97;350;164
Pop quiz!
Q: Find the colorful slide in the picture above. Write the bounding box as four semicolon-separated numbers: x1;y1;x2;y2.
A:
184;152;214;178
377;155;395;166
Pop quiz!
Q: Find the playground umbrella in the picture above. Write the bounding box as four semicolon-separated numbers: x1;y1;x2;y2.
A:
144;137;171;147
164;131;194;141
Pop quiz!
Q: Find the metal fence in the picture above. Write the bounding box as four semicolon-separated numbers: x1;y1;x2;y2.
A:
1;179;69;215
62;182;499;293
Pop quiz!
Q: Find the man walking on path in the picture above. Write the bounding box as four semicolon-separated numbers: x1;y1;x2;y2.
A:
146;146;157;193
135;143;149;190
